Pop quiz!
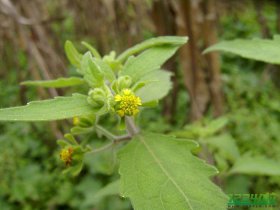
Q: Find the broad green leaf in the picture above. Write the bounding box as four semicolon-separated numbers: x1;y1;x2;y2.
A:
0;94;95;121
136;70;172;103
120;45;182;82
81;41;101;59
82;52;104;87
65;40;82;68
204;35;280;64
229;154;280;176
21;77;85;88
91;180;120;204
273;34;280;42
117;36;188;63
118;132;228;210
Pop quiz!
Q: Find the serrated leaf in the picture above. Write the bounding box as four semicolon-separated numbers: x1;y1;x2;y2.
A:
229;154;280;176
65;40;82;68
120;45;182;82
118;132;228;210
21;77;85;88
136;70;172;103
0;94;96;121
204;36;280;64
117;36;188;63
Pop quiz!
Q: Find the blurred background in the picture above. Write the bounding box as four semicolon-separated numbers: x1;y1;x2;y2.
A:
0;0;280;209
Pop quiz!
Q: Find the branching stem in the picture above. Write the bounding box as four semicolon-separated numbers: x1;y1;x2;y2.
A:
90;125;132;154
95;125;116;141
91;117;139;154
88;135;130;154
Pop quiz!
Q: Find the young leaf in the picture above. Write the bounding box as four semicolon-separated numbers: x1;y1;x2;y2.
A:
136;70;172;103
0;94;95;121
118;132;228;210
94;58;116;82
120;45;180;82
204;35;280;65
229;154;280;176
63;161;84;176
65;40;83;68
81;41;101;59
21;77;85;88
82;52;104;87
117;36;188;63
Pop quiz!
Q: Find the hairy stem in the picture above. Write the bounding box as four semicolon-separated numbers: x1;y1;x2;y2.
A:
91;117;139;154
95;125;116;141
89;136;130;154
125;116;140;136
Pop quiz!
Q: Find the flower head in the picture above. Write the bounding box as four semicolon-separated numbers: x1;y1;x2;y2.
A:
114;89;142;117
60;147;73;166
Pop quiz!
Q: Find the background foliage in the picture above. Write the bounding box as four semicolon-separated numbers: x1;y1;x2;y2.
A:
0;0;280;209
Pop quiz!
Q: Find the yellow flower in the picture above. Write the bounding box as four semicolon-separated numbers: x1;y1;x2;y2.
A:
60;147;73;166
114;89;142;117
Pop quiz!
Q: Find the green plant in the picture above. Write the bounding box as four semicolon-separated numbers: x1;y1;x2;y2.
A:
203;35;280;205
0;36;228;209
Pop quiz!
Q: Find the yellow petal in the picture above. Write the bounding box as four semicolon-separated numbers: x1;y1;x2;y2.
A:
136;97;142;105
123;89;131;95
114;94;122;102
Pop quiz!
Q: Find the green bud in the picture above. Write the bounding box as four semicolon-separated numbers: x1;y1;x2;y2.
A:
87;88;106;108
111;80;118;93
118;75;132;90
111;76;133;93
103;51;122;72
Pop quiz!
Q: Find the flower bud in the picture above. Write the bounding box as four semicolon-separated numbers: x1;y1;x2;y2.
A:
117;75;132;90
87;88;106;108
73;117;80;126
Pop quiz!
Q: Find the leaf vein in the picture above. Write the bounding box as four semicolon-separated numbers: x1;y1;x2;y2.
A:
138;135;194;210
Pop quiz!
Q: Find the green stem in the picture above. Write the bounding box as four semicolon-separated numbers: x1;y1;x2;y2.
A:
89;135;130;154
125;116;139;136
91;118;138;154
95;125;116;141
89;142;114;154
